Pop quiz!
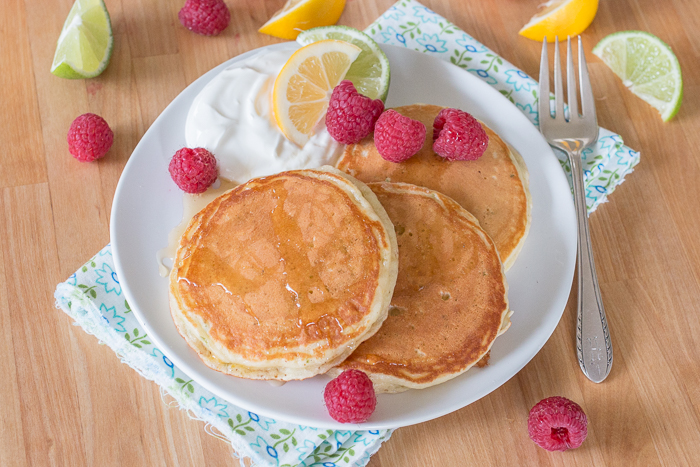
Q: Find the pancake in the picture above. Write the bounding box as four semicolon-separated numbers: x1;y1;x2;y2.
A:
331;182;511;393
337;104;531;270
169;166;399;381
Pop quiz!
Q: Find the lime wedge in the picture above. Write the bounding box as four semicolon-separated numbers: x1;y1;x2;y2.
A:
51;0;113;79
593;31;682;121
297;25;390;101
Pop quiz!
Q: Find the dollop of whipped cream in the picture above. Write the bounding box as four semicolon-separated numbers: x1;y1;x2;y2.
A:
185;48;341;183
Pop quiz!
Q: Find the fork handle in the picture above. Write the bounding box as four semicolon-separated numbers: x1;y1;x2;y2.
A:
569;151;613;383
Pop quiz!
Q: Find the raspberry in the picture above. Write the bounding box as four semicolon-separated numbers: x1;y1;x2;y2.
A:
432;108;488;161
324;369;376;423
168;147;218;194
325;80;384;144
374;110;426;163
67;113;114;162
528;396;588;451
178;0;230;36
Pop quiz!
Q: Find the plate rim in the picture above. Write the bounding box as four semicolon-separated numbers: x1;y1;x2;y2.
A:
111;42;576;429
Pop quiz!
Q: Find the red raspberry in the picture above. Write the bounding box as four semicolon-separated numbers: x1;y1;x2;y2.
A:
528;396;588;451
178;0;230;36
325;80;384;144
432;108;488;161
67;113;114;162
374;110;426;163
324;369;376;423
168;147;218;194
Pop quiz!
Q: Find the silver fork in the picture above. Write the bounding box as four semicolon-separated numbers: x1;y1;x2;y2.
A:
538;36;612;383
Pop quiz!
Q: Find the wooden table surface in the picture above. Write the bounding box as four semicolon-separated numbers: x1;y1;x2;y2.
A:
2;0;700;465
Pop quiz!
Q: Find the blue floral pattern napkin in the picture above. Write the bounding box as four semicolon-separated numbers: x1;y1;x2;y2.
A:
364;0;640;213
54;245;391;467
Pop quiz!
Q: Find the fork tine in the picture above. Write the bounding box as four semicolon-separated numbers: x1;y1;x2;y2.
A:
553;37;565;120
566;36;579;120
538;38;550;123
578;36;596;122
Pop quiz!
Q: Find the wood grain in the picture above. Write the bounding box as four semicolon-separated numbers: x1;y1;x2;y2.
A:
0;0;47;188
0;195;27;467
2;0;700;465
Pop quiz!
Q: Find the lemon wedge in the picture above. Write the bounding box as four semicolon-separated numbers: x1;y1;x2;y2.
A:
273;40;361;147
259;0;346;41
519;0;598;42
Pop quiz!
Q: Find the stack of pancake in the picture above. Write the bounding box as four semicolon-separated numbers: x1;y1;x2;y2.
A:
169;104;531;393
337;104;531;270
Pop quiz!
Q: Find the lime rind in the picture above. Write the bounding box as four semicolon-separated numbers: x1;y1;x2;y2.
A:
593;30;682;121
51;0;113;79
297;25;390;101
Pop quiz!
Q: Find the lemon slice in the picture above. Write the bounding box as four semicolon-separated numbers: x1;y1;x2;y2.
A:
259;0;346;41
273;40;361;147
519;0;598;42
51;0;113;79
297;25;390;102
593;31;683;121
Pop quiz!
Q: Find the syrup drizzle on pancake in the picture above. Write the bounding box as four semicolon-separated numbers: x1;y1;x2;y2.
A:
179;247;262;325
268;184;341;328
174;174;384;352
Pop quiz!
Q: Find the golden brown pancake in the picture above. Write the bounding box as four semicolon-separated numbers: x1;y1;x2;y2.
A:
331;182;511;393
169;167;399;380
337;104;531;270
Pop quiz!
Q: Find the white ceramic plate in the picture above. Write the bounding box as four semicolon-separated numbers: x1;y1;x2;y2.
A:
111;42;576;430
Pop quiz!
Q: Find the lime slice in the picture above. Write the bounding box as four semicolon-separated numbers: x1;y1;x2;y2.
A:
51;0;113;79
297;25;390;101
593;31;682;121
